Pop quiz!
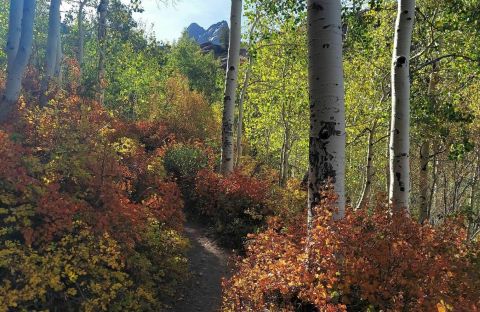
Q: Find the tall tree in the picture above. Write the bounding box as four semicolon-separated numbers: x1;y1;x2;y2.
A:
418;67;438;223
54;28;63;83
97;0;108;105
220;0;242;175
389;0;416;211
356;122;377;210
235;12;259;167
167;32;222;103
40;0;61;106
307;0;346;221
0;0;37;122
77;0;88;79
242;18;308;181
4;0;24;70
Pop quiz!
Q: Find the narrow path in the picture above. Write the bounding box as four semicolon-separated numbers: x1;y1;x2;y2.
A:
169;222;230;312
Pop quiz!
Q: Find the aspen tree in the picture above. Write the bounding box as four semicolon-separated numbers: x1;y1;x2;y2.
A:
0;0;37;122
307;0;346;221
221;0;242;174
97;0;108;105
389;0;416;211
40;0;61;106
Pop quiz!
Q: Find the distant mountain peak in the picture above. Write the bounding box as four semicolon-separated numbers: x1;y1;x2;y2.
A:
186;23;205;36
186;21;229;46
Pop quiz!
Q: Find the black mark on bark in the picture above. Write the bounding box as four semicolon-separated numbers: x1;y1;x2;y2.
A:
395;56;407;67
311;3;324;11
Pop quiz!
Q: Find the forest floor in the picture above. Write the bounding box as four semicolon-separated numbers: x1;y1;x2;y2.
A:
168;221;231;312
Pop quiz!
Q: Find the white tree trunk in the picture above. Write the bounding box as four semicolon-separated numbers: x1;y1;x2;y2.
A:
54;30;63;85
389;0;415;211
40;0;61;107
280;126;291;187
356;124;376;210
220;0;242;175
235;12;258;167
0;0;37;122
5;0;24;70
307;0;346;221
235;60;250;166
467;154;479;240
77;0;86;79
418;140;430;222
419;68;438;223
97;0;109;105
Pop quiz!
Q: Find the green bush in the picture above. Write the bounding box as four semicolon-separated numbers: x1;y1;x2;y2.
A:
163;144;209;180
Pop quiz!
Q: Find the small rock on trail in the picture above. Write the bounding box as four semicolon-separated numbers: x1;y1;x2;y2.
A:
168;222;230;312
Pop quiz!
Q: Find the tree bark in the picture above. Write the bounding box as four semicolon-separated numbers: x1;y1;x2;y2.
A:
468;154;479;240
40;0;61;107
97;0;109;106
428;152;439;220
418;141;430;222
5;0;24;70
280;126;291;187
389;0;415;211
356;124;376;210
418;68;438;223
77;0;86;79
235;60;250;167
307;0;346;222
0;0;37;122
55;30;63;85
235;12;259;167
220;0;242;175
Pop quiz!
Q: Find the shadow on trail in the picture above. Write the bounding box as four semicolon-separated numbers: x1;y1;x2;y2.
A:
168;222;230;312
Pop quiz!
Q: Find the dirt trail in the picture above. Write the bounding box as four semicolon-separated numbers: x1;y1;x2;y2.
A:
168;222;230;312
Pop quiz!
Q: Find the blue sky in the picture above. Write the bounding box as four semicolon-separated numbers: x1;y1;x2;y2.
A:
133;0;231;42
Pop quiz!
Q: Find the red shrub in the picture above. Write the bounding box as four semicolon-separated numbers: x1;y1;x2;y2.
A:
195;169;270;216
142;181;185;232
28;185;84;245
194;169;271;248
112;119;173;152
222;193;480;311
0;96;185;248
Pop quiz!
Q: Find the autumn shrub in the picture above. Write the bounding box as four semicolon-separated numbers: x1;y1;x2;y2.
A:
124;220;190;309
222;193;480;311
112;119;173;152
194;168;272;248
0;95;188;310
164;143;210;180
267;178;308;226
159;74;220;142
0;222;143;311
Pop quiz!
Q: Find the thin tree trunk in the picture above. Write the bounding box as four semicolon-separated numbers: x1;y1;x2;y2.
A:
356;124;376;210
468;154;479;240
55;30;63;85
235;56;252;167
280;126;291;187
40;0;61;107
0;0;37;122
307;0;346;222
418;68;438;223
220;0;242;175
235;12;259;167
418;141;430;222
97;0;109;106
386;125;390;194
5;0;24;70
428;152;439;221
389;0;416;211
77;0;86;79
